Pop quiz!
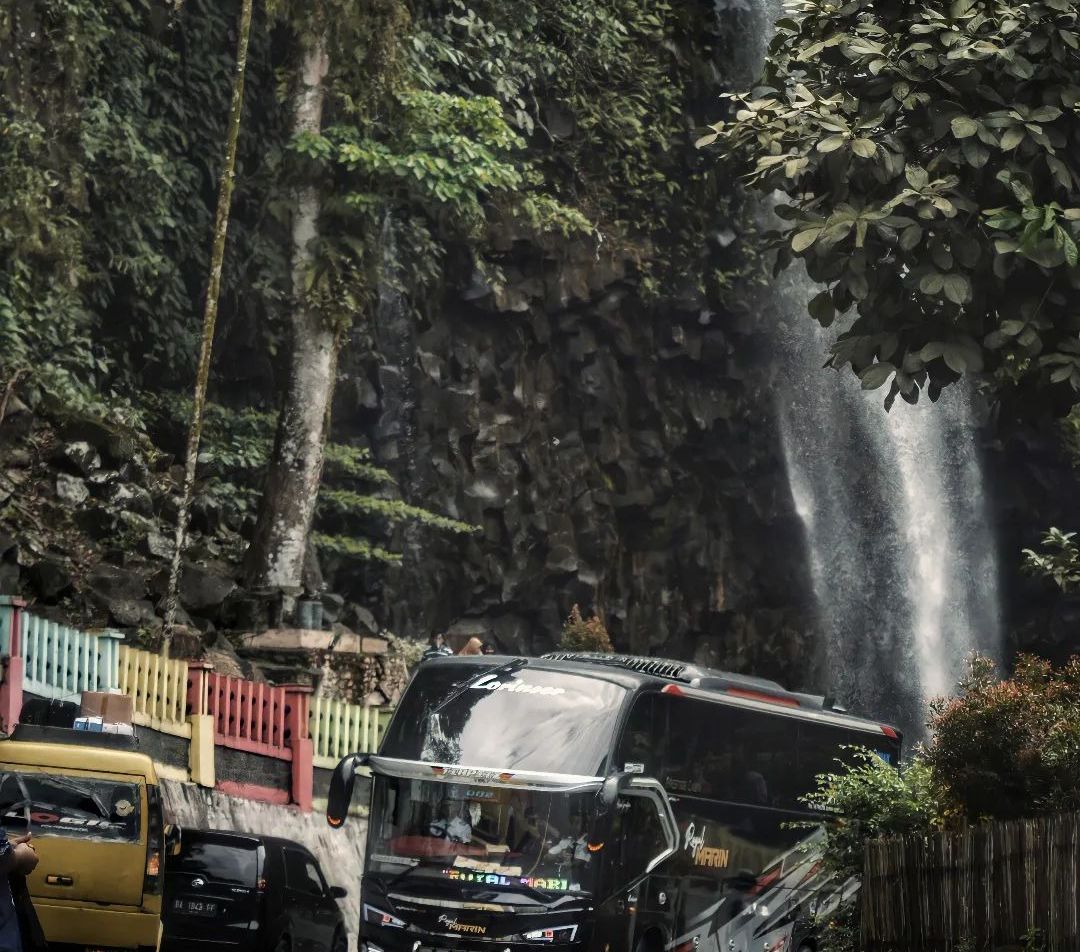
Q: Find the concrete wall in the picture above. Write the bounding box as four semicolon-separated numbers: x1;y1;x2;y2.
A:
216;745;292;792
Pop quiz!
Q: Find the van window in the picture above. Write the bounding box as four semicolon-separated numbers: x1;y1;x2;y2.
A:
0;772;141;842
284;849;326;896
175;839;258;887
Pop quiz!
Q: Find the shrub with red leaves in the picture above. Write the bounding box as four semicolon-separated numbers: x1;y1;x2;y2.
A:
926;654;1080;820
559;604;614;654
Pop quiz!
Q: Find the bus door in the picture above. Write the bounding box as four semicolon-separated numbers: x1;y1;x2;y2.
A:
595;782;677;952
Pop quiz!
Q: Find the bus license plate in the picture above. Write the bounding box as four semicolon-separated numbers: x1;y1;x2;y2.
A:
175;898;218;917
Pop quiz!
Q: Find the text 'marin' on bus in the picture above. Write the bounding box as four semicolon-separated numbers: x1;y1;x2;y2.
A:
325;652;902;952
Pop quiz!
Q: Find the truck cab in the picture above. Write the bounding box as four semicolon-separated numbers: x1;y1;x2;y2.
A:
0;726;166;951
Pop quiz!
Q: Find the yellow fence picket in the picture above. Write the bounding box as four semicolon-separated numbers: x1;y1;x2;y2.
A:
309;696;391;770
117;646;191;738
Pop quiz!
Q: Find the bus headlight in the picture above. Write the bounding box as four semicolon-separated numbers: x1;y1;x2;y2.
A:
364;904;406;929
522;926;578;943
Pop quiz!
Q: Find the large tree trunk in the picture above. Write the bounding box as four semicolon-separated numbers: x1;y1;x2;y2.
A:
244;32;333;596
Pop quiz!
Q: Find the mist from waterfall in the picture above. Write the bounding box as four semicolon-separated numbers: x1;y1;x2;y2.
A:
769;263;1001;733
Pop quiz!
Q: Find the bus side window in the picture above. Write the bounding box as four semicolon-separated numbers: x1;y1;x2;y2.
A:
615;695;658;776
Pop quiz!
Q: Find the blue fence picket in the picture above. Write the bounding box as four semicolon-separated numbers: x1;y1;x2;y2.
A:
19;613;122;701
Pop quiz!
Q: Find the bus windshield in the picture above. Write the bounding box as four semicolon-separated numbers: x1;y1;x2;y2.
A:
380;664;626;776
367;776;599;897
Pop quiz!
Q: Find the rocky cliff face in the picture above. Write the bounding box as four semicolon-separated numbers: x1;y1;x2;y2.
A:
334;237;821;687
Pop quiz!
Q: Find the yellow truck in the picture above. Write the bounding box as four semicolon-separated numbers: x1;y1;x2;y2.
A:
0;727;167;951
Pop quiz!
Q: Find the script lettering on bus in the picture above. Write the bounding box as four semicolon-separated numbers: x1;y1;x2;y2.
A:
469;673;567;696
683;823;730;869
443;869;569;891
437;914;487;935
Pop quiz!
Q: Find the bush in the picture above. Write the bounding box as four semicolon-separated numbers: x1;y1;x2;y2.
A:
802;750;941;952
803;750;941;879
926;654;1080;819
558;605;614;654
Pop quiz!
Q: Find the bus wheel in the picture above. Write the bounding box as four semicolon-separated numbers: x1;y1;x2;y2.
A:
332;929;348;952
275;935;293;952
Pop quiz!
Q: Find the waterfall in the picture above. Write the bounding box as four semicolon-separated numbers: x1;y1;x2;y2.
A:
711;0;1002;734
769;262;1000;734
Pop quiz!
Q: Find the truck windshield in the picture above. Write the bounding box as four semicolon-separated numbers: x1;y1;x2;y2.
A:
0;771;141;842
368;776;599;897
380;664;626;776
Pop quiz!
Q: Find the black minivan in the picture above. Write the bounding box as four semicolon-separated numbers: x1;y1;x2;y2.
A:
163;829;348;952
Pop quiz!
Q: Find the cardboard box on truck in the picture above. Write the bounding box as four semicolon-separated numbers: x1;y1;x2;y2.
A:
80;691;134;725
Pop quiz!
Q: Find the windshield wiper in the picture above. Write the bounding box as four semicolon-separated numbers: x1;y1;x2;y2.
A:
429;657;528;718
383;858;442;893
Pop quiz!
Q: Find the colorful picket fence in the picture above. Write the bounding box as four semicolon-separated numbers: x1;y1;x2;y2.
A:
6;608;122;701
0;595;392;812
205;673;299;759
117;645;191;738
310;695;390;769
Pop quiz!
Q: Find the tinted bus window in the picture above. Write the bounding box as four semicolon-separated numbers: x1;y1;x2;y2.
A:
382;665;626;775
616;696;896;813
0;771;140;842
174;839;258;887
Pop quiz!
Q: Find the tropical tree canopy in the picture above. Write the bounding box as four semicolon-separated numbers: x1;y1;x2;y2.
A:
710;0;1080;409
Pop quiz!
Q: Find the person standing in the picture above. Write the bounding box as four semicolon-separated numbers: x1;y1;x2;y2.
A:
421;632;453;663
457;637;483;656
1;833;41;952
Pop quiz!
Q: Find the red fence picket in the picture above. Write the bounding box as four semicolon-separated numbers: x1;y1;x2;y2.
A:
201;671;313;811
205;673;293;758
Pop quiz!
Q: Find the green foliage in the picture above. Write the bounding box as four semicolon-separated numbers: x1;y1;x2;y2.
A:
1022;527;1080;592
318;489;476;535
148;397;472;559
803;750;941;880
1059;404;1080;468
3;0;763;596
559;604;614;653
1;0;291;417
926;653;1080;818
806;653;1080;951
305;0;754;314
323;443;395;485
713;0;1080;408
801;750;941;952
311;533;401;564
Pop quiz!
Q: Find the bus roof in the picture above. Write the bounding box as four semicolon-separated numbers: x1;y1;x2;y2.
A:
536;652;900;738
416;654;901;742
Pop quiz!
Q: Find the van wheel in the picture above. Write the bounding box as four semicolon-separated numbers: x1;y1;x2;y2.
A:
275;936;292;952
331;929;348;952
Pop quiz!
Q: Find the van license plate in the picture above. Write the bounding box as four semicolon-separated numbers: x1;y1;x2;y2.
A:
175;899;218;917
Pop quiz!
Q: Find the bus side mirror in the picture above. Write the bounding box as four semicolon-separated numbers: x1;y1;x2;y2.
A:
327;753;369;828
587;772;633;850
